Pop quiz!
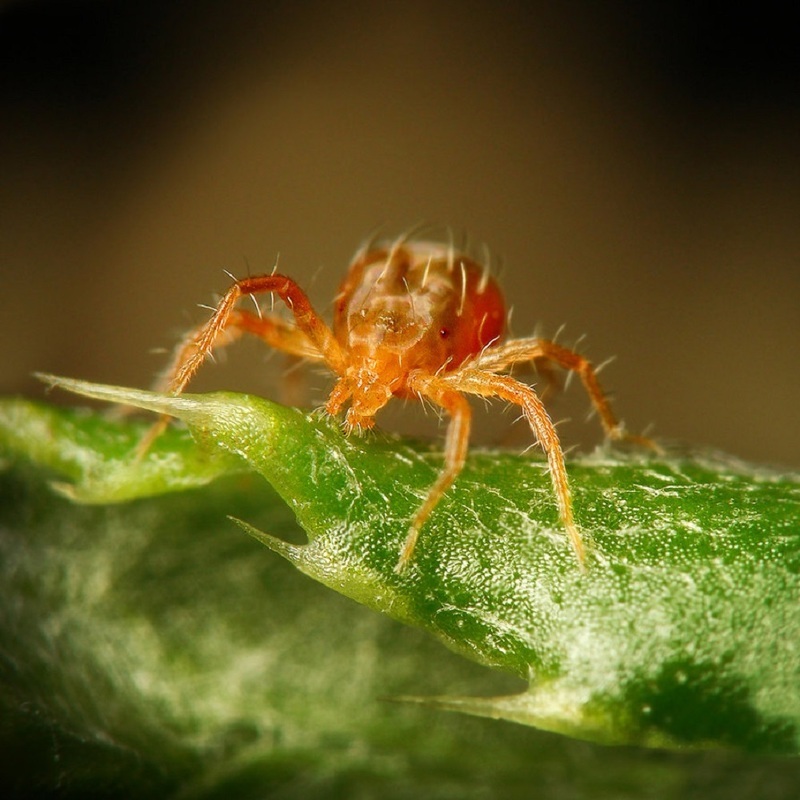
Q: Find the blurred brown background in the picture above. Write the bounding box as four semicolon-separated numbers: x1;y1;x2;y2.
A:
1;1;797;466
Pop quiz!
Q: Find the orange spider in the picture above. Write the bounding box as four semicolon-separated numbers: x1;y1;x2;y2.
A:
143;236;649;571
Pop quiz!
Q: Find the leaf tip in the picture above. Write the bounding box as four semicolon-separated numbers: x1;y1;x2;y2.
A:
230;516;303;566
34;374;208;421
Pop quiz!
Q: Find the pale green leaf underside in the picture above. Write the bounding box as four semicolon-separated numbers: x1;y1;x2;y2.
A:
4;376;800;754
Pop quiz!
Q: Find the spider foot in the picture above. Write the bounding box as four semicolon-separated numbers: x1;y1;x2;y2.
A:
395;525;420;574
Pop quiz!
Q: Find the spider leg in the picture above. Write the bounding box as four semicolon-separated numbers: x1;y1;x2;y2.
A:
153;309;324;394
396;376;472;572
214;309;327;361
167;275;343;396
139;274;344;454
439;368;585;567
476;338;654;447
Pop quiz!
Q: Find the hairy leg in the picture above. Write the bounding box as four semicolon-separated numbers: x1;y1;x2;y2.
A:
441;368;585;567
164;275;343;396
153;309;324;393
475;338;652;446
397;376;472;571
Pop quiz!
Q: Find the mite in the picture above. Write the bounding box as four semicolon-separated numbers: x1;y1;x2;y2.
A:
143;235;648;571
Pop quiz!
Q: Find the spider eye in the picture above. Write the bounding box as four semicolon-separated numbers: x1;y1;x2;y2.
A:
439;328;450;339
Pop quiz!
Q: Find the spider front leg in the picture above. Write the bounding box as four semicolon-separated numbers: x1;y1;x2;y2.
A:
440;368;586;568
154;309;325;394
165;274;342;396
476;338;656;449
138;274;344;454
396;377;472;572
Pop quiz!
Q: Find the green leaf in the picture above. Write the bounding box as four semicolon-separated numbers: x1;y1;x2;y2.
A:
4;376;798;763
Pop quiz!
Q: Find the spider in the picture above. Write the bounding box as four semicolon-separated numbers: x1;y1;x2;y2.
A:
142;235;651;571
